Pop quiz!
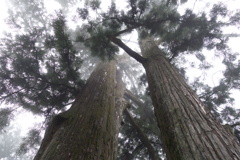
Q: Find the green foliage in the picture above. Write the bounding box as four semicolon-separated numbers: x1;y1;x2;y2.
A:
137;4;180;41
77;8;89;20
84;26;119;60
125;0;151;19
0;124;22;159
17;129;41;155
77;1;235;61
0;108;13;133
85;0;101;10
137;0;150;13
1;0;240;159
210;3;228;17
6;0;48;32
230;11;240;27
47;13;83;81
221;106;239;122
158;9;225;57
0;12;85;115
234;128;240;143
223;58;240;89
75;20;121;60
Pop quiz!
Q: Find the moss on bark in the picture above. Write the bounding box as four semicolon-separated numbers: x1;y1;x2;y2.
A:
140;37;240;160
34;61;121;160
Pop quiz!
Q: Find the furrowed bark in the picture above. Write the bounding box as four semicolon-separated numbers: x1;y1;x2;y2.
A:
34;61;119;160
139;37;240;160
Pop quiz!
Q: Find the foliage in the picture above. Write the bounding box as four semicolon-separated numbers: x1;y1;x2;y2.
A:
0;12;85;116
0;108;14;133
0;0;240;159
0;123;34;160
17;129;41;155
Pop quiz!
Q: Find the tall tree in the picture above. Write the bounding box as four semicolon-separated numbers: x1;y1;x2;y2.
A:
140;37;240;159
34;61;121;160
111;29;240;160
77;0;240;159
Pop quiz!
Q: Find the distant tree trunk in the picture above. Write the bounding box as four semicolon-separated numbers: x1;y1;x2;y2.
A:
124;108;160;160
139;37;240;160
34;61;120;160
115;69;127;133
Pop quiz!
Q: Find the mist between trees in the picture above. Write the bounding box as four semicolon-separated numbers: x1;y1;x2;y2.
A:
0;0;240;159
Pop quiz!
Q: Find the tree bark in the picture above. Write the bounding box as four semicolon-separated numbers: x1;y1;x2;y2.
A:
139;37;240;160
34;61;119;160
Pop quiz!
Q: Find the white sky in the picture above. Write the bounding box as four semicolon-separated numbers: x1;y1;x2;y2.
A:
0;1;8;35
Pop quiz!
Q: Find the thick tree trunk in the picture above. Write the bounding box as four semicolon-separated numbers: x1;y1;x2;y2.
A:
139;37;240;160
34;61;120;160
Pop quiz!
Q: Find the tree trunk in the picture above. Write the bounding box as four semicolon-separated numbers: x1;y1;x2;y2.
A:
139;37;240;160
124;108;160;160
34;61;120;160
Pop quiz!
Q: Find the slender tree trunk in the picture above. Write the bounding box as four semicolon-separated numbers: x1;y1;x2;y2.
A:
124;108;160;160
34;61;120;160
115;70;127;133
139;37;240;160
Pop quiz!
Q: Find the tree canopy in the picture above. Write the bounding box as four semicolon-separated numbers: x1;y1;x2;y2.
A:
0;0;240;159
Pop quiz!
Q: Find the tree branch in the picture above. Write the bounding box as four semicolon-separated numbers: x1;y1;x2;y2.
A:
113;27;137;37
124;89;155;124
124;108;160;160
109;37;147;64
230;122;240;128
124;89;144;108
0;88;25;102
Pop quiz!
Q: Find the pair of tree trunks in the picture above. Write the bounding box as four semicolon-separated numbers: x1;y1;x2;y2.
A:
139;37;240;160
34;61;122;160
35;36;240;159
34;59;155;160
